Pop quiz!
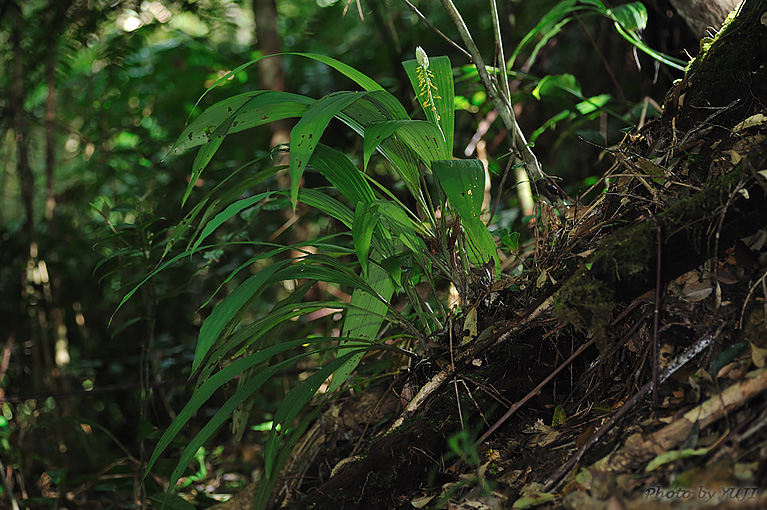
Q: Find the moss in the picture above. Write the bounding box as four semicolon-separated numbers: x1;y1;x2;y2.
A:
552;265;615;353
552;168;746;352
679;2;767;131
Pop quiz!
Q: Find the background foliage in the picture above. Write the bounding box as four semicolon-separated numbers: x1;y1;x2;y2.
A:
0;0;697;507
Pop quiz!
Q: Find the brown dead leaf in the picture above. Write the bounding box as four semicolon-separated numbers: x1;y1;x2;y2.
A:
715;266;739;284
682;280;713;302
732;113;767;133
751;342;767;368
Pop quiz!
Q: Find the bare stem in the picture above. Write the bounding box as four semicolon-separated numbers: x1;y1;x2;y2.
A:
438;0;549;195
399;0;471;59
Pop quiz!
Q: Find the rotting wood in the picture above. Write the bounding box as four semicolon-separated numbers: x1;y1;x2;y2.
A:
595;366;767;473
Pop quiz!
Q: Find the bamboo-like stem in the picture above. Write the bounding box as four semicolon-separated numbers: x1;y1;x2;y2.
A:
439;0;548;193
489;0;511;108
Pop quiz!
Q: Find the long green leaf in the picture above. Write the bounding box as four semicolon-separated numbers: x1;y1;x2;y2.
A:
193;259;292;373
184;52;383;123
199;300;348;381
145;338;311;480
186;166;278;252
271;259;378;297
377;201;427;254
171;92;263;155
172;50;385;204
168;344;361;491
353;201;380;278
292;188;354;227
175;92;312;205
185;93;312;205
264;348;369;475
310;144;376;205
402;54;455;152
253;406;322;510
612;22;686;70
191;192;275;254
334;92;425;207
363;120;449;171
328;262;394;393
290;91;372;207
606;2;647;31
199;234;350;311
509;0;579;69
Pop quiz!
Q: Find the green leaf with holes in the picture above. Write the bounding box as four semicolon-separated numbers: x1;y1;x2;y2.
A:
432;159;498;269
176;92;312;206
289;91;372;208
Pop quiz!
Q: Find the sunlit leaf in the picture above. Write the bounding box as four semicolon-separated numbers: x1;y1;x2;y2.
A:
432;160;499;268
364;120;449;171
532;73;581;100
310;144;376;205
575;93;611;114
402;54;455;152
607;2;648;32
290;91;373;208
177;92;312;206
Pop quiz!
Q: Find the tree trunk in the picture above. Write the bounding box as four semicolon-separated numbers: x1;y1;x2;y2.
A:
669;0;741;37
253;0;291;151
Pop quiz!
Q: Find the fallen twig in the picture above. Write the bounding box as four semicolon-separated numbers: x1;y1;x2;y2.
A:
596;366;767;474
543;332;715;491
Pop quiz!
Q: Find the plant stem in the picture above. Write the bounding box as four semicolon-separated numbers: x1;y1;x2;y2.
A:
439;0;553;202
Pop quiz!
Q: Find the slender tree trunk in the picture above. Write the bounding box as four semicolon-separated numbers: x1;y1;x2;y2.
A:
10;12;35;249
253;0;291;150
45;52;57;222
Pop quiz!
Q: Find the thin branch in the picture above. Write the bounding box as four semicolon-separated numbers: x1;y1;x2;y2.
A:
439;0;558;204
543;332;715;491
651;215;664;407
474;337;596;447
489;0;511;104
399;0;471;59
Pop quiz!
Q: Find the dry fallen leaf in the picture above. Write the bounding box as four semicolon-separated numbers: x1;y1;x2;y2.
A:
751;342;767;368
682;280;713;302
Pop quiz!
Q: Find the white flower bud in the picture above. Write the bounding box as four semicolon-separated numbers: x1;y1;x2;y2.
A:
416;46;429;69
